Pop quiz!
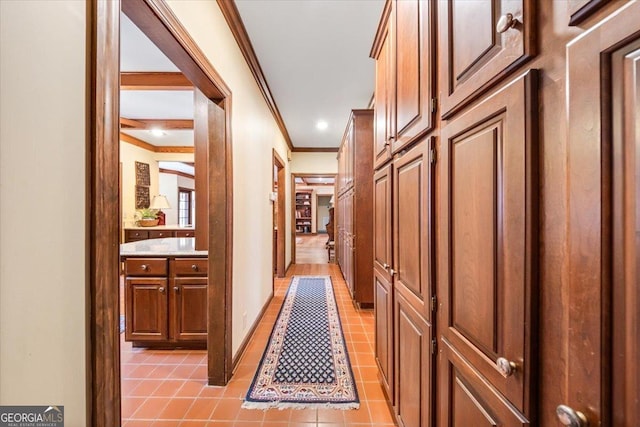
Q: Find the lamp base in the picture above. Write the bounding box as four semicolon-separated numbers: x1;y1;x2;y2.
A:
156;210;166;225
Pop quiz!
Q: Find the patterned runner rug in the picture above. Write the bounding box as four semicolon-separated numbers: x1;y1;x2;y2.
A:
243;275;359;409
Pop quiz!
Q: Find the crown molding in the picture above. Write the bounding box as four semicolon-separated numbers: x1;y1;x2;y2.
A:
291;147;339;153
216;0;294;150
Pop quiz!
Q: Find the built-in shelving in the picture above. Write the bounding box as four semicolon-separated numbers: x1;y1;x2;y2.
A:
295;190;313;234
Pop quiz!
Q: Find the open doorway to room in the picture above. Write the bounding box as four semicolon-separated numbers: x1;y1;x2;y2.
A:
291;173;336;264
90;0;233;424
272;150;286;279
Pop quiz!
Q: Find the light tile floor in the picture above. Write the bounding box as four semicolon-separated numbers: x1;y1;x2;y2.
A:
121;263;396;426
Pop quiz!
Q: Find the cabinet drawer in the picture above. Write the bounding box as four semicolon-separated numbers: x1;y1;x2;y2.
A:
148;230;174;239
173;258;208;276
175;229;195;238
125;258;168;276
125;230;149;241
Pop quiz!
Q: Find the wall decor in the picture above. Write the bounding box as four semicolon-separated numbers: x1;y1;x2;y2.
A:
135;185;150;209
135;161;150;186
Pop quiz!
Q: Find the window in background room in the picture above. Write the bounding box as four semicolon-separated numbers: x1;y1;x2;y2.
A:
178;187;194;226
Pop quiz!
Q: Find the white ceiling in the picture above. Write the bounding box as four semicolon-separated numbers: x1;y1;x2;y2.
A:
235;0;384;148
159;161;195;176
121;2;384;150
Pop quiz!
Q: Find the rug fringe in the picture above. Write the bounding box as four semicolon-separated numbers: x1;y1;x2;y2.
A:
241;400;360;411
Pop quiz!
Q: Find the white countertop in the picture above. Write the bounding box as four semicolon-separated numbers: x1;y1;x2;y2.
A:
120;237;207;257
125;224;195;230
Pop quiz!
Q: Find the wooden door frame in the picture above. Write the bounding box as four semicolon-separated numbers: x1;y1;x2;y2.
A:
290;173;336;264
273;149;286;278
89;0;234;425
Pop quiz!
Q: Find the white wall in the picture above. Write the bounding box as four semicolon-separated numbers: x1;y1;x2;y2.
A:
0;1;87;424
290;152;338;174
158;173;195;226
166;0;291;355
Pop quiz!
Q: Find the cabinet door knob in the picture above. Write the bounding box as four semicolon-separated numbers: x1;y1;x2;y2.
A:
173;286;180;292
141;264;149;271
389;268;396;276
158;287;165;293
556;405;588;427
383;263;389;269
496;13;519;33
496;357;517;377
191;264;198;271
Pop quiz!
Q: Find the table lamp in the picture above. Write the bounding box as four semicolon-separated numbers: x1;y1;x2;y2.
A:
150;195;171;225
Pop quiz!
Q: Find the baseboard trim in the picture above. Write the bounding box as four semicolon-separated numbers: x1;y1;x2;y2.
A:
232;292;274;371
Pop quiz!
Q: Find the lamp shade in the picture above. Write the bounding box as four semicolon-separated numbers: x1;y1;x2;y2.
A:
150;195;171;209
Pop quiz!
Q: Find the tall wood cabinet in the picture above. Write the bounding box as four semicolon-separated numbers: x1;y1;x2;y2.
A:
371;0;640;426
336;109;374;308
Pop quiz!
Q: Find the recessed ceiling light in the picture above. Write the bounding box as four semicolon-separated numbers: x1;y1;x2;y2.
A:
316;120;328;131
150;128;166;137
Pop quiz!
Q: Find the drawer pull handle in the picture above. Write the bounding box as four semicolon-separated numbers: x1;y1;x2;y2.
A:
191;265;198;271
496;13;519;34
496;357;517;377
556;405;588;427
141;264;149;271
158;287;165;293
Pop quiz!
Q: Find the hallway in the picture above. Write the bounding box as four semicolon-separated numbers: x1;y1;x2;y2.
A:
295;234;332;264
121;263;395;426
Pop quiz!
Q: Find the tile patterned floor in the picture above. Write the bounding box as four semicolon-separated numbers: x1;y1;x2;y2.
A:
121;263;396;426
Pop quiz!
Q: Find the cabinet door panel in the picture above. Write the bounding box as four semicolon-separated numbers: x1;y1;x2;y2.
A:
395;291;432;427
125;278;168;341
393;0;434;152
438;0;535;118
172;277;207;342
393;138;435;320
374;25;392;169
440;71;538;415
374;269;393;401
374;163;393;280
441;338;531;426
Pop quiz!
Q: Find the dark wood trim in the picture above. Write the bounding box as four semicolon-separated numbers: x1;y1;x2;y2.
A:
291;147;339;153
122;0;231;101
273;149;286;278
120;132;194;153
568;0;611;26
120;71;192;90
370;0;392;58
159;168;195;179
232;292;274;369
121;118;194;130
88;0;121;425
155;146;195;153
216;0;294;151
92;1;235;424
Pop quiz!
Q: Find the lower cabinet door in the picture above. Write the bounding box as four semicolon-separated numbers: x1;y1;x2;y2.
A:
395;291;433;427
440;337;530;426
125;278;168;341
374;268;393;402
172;277;208;342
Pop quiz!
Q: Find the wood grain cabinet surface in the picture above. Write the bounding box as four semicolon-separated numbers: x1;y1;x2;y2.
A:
124;255;208;348
336;110;374;308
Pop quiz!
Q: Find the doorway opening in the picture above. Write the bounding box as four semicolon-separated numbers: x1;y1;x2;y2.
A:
290;173;336;264
90;0;233;423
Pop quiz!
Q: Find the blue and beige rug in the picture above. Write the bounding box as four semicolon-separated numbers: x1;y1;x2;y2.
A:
243;275;359;410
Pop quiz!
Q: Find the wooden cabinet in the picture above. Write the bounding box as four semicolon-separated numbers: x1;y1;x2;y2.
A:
295;191;313;234
336;110;374;307
124;227;197;243
439;71;538;422
124;256;208;348
374;268;393;401
395;290;432;427
437;0;535;118
371;0;435;165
